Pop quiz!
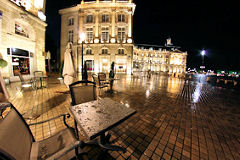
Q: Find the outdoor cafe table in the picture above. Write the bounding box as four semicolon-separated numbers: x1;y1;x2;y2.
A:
69;98;136;152
34;75;47;89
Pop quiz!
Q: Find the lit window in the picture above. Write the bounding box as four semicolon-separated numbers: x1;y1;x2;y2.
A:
68;18;74;26
101;27;109;42
15;22;29;38
118;14;125;22
86;15;93;23
86;49;92;55
102;14;109;23
86;28;93;43
117;27;125;42
68;30;73;42
102;49;108;54
118;49;124;54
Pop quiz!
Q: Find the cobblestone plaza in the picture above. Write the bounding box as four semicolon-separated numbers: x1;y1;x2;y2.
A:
6;74;240;160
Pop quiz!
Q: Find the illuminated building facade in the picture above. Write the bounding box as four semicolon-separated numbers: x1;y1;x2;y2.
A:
0;0;47;79
133;38;187;74
59;0;187;75
59;0;135;74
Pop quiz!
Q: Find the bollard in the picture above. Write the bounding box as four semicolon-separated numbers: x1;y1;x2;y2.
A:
224;80;228;84
206;77;210;82
234;81;238;86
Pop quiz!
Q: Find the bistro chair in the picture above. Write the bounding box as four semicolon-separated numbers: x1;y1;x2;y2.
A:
34;71;47;88
0;103;85;160
69;81;111;150
69;80;96;106
18;73;36;90
91;74;108;96
98;72;110;85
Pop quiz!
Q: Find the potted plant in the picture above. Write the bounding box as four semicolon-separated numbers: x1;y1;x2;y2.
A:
0;58;9;84
58;61;64;84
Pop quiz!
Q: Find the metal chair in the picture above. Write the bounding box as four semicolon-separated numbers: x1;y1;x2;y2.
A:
18;73;35;90
34;71;46;88
91;74;108;96
69;80;96;106
98;72;110;85
0;103;85;160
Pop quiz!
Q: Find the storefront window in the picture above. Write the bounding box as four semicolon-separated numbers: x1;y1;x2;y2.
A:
8;48;31;76
12;57;30;76
86;60;94;71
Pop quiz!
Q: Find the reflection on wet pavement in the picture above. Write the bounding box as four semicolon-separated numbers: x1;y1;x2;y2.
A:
6;74;240;160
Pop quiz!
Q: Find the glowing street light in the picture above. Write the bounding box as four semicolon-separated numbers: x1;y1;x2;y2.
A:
80;33;86;79
200;49;206;72
201;49;206;66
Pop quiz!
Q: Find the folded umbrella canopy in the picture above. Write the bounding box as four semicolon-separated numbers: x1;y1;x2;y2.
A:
62;42;76;87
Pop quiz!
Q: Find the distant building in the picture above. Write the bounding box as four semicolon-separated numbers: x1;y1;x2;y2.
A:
59;0;187;75
0;0;47;79
133;38;187;74
59;0;135;74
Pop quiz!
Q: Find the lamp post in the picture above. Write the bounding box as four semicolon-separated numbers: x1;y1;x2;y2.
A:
200;49;206;73
201;50;206;66
80;33;85;80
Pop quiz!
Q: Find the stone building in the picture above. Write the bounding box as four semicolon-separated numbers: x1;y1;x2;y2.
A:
59;0;187;75
133;38;187;75
59;0;135;74
0;0;47;79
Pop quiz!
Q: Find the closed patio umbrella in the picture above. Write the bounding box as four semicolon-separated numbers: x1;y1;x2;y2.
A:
62;42;76;87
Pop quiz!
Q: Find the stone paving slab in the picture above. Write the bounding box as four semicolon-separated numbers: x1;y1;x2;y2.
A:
4;74;240;160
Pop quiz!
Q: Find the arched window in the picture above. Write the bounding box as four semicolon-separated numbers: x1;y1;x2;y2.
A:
102;48;108;55
118;48;124;55
86;48;92;55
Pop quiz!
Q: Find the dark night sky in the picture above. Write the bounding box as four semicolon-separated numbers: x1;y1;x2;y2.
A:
45;0;239;70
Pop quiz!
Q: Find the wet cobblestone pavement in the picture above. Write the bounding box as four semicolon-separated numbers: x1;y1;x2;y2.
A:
5;74;240;160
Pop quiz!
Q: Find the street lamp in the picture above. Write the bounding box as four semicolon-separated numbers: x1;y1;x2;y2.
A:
80;32;85;80
201;49;206;66
200;49;206;72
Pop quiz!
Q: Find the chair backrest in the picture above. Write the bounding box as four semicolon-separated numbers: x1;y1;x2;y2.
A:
18;73;24;82
98;73;107;84
91;74;100;86
34;71;43;77
0;103;35;160
69;80;96;105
